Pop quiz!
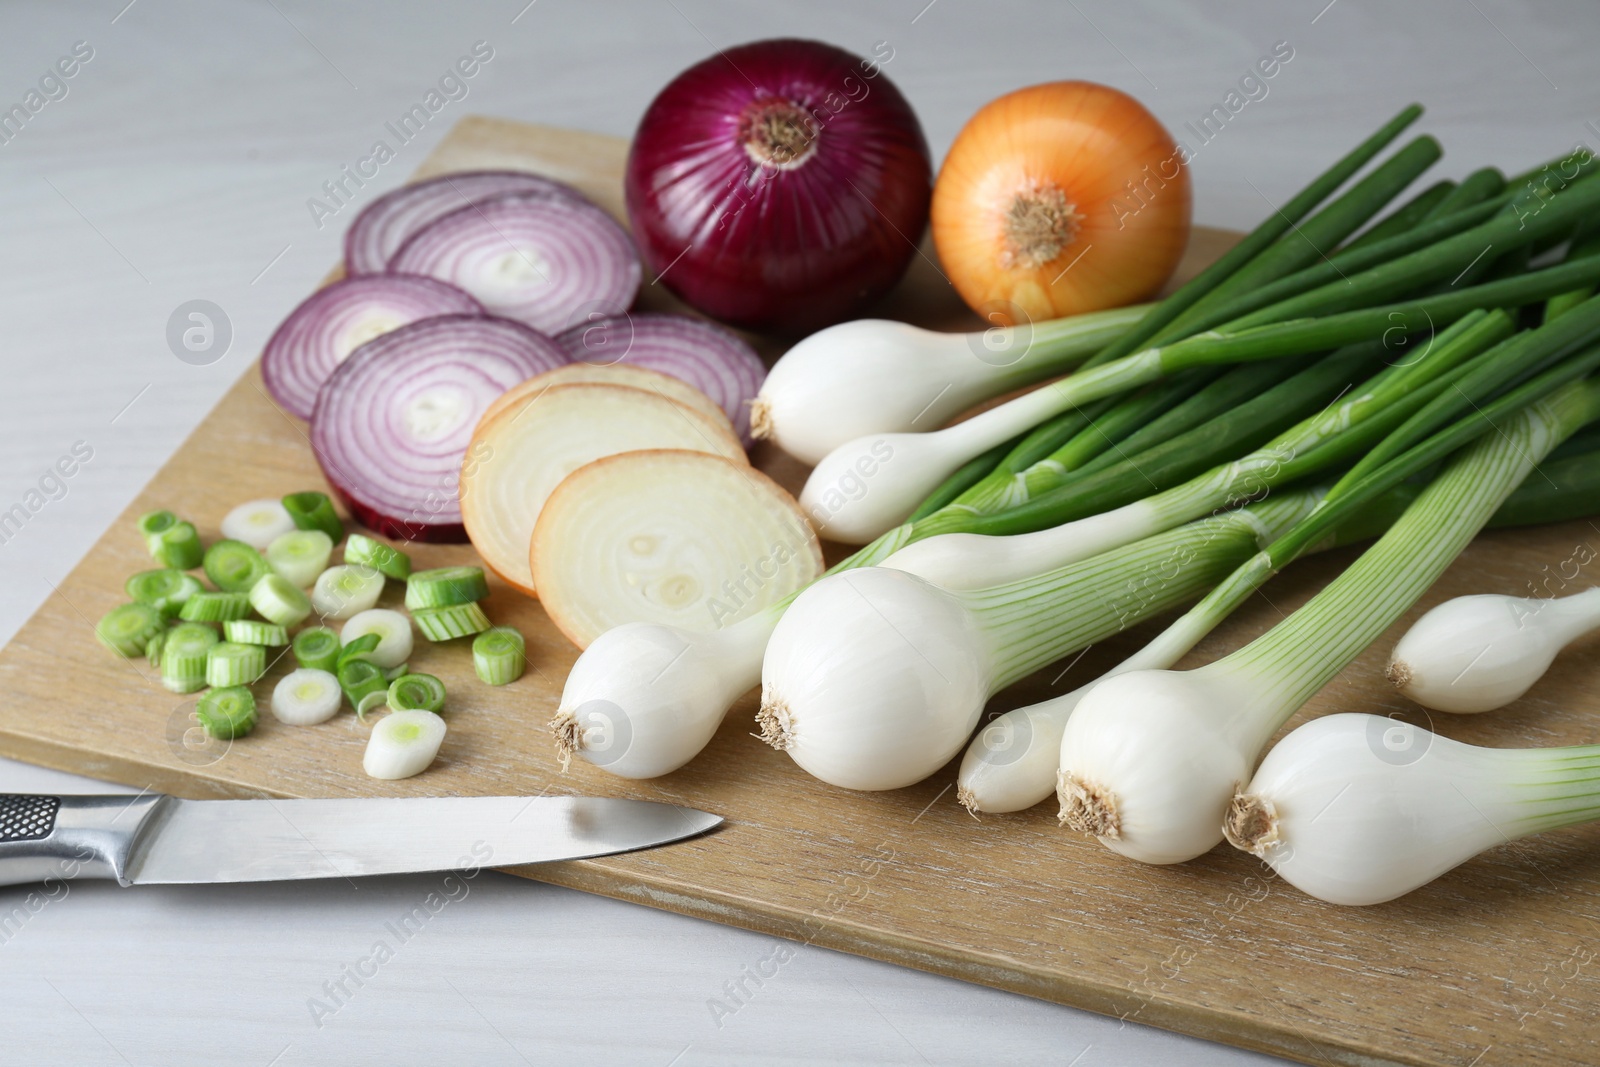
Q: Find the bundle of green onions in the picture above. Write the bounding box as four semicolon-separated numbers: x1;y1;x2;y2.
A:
554;104;1600;798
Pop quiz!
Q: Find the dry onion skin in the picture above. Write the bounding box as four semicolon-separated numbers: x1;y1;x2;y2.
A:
932;80;1192;325
532;450;823;648
479;362;734;440
460;382;746;596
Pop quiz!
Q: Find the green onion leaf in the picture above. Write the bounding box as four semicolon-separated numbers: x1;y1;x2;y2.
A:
177;590;251;623
355;688;389;722
404;566;489;610
343;533;412;580
411;601;491;642
282;491;345;542
249;573;312;627
203;539;271;593
206;641;266;687
292;626;341;672
95;602;164;657
472;626;525;686
387;672;445;713
137;510;177;537
338;658;387;708
145;628;168;669
223;619;288;646
160;622;218;693
126;568;203;619
195;685;257;739
335;632;381;669
147;519;202;570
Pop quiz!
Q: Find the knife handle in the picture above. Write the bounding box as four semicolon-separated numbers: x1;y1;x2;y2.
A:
0;793;172;888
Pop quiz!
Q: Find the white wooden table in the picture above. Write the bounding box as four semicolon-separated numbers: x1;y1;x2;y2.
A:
1;1;1592;1063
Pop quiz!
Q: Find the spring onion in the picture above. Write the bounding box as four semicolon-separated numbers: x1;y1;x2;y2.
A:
412;602;490;642
384;663;409;682
800;257;1600;543
1226;713;1600;905
195;685;257;740
125;569;203;619
95;602;164;657
751;304;1150;465
265;529;333;588
1057;378;1600;864
756;492;1320;791
160;622;217;693
473;626;525;686
204;539;271;593
223;620;288;646
403;566;488;611
249;573;313;627
281;490;345;542
141;512;202;570
339;609;413;670
206;641;266;687
292;626;340;671
310;565;382;620
363;709;447;780
146;628;167;668
178;591;251;623
1387;588;1600;714
220;499;297;550
343;533;411;580
356;689;389;721
269;668;343;725
338;658;387;708
387;672;445;713
336;633;382;668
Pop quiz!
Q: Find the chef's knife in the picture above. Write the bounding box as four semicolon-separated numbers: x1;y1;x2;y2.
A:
0;793;720;887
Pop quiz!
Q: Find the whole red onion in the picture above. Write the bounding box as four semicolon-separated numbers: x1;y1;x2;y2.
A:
625;38;932;334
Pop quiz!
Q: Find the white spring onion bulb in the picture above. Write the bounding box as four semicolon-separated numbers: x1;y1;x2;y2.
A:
799;350;1162;544
221;499;297;550
311;564;385;620
1057;396;1576;865
550;610;778;779
340;608;414;669
1225;713;1600;906
363;709;447;779
760;504;1300;791
271;668;343;725
752;306;1149;465
1387;588;1600;713
265;529;333;587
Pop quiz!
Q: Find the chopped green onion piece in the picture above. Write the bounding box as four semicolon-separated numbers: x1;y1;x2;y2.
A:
95;602;164;657
404;566;489;610
338;658;387;708
335;632;381;669
472;626;525;686
343;533;411;580
224;619;288;646
204;539;271;593
271;668;342;725
148;520;202;570
206;641;266;687
383;663;410;682
264;529;333;588
311;565;384;619
355;688;389;722
138;509;177;537
125;569;203;618
411;601;491;642
249;573;312;627
161;622;218;693
146;628;167;669
292;626;340;671
178;590;251;623
195;685;257;739
387;672;445;713
282;491;345;542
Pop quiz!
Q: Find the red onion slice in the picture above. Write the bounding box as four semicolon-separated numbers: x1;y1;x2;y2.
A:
310;314;567;542
387;193;641;335
556;313;767;444
261;274;484;420
343;170;585;276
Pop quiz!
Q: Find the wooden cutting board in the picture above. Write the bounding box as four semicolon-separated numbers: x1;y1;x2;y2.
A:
5;116;1599;1067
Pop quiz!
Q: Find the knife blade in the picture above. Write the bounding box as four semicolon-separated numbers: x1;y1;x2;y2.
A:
0;793;721;887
